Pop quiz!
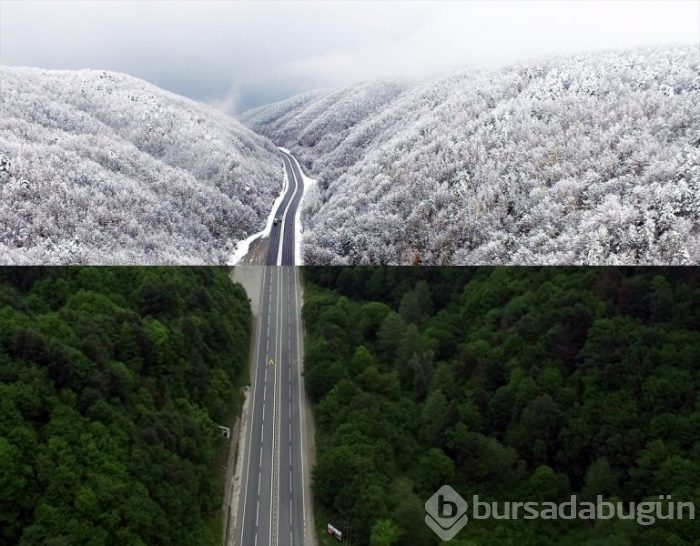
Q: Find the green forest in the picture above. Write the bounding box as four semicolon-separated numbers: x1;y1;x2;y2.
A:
0;267;251;546
302;268;699;546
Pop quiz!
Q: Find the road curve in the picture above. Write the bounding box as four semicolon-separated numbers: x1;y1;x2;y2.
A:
266;149;305;266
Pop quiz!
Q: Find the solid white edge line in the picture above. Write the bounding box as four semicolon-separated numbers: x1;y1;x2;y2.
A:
285;150;310;267
277;151;300;266
292;265;308;543
239;266;268;545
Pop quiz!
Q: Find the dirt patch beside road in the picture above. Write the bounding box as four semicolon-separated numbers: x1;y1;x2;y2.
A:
224;387;250;546
239;236;269;265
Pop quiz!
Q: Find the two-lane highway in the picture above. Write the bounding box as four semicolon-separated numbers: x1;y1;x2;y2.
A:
266;149;305;266
236;264;311;546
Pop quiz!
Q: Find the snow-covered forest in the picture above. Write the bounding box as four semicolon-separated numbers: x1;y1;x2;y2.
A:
1;67;281;264
243;46;700;265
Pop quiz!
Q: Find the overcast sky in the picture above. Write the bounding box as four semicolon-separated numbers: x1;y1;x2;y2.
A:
1;1;698;112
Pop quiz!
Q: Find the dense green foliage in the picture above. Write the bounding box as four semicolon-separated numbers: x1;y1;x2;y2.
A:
0;267;250;546
303;268;700;545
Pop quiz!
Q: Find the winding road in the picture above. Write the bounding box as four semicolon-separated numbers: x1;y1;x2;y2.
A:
266;149;305;266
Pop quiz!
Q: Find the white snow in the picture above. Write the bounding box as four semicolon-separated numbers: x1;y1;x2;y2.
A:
286;150;317;266
229;159;288;265
230;148;315;265
246;45;700;266
1;66;281;265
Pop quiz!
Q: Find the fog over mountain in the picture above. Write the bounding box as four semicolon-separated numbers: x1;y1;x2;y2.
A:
0;67;281;264
1;1;698;265
242;46;700;265
2;1;697;111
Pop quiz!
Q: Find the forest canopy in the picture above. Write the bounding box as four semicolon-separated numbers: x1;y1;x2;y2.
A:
0;267;251;545
0;67;282;264
244;45;700;265
302;267;700;545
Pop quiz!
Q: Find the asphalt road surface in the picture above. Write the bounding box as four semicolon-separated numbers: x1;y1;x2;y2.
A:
266;149;305;266
236;265;310;546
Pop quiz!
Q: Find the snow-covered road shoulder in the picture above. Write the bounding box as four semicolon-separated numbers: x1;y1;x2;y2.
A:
230;147;315;266
229;159;289;265
280;148;317;266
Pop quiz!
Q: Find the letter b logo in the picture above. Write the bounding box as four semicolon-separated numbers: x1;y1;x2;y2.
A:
438;495;458;518
425;485;468;541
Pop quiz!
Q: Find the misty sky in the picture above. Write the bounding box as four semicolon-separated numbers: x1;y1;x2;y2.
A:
1;1;698;112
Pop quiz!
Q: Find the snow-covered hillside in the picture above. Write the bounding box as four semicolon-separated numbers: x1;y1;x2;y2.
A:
0;67;281;264
241;80;408;194
243;46;700;265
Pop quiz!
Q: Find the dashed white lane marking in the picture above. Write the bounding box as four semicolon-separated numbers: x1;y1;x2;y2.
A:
240;265;269;546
